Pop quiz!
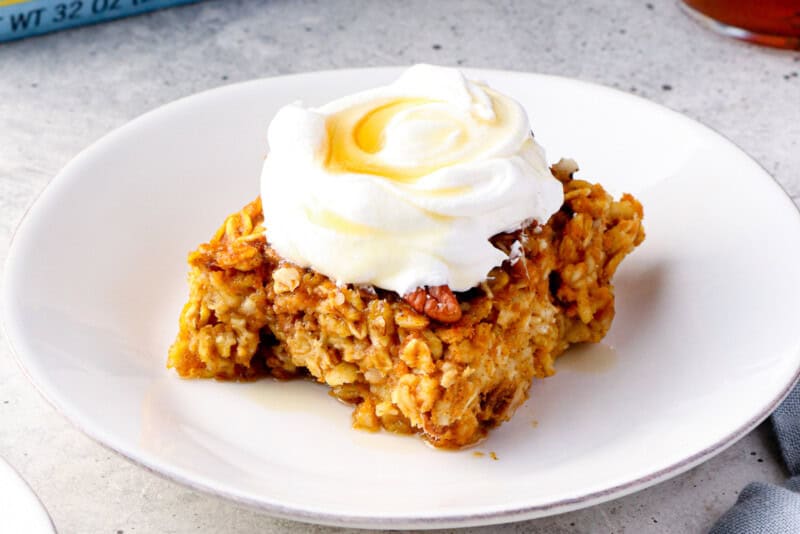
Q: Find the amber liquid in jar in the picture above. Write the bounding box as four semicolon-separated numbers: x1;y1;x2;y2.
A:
682;0;800;48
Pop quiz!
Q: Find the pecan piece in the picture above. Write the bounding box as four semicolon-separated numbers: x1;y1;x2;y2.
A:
403;285;462;323
404;288;428;313
510;256;530;279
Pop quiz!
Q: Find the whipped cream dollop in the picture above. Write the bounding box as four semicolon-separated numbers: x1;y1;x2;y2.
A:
260;64;564;295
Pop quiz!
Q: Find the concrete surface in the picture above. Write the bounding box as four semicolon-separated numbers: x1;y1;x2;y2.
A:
1;1;799;532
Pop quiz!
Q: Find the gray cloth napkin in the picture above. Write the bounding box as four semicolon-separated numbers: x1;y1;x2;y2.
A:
710;383;800;534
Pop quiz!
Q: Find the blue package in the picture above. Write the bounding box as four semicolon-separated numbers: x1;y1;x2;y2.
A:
0;0;201;42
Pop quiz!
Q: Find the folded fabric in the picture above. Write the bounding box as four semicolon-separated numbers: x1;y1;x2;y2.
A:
710;383;800;534
773;383;800;475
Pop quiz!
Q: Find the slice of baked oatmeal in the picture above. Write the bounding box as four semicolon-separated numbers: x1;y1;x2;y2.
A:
168;160;644;448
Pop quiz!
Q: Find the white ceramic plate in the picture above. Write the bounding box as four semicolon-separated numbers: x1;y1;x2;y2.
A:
3;68;800;529
0;456;55;533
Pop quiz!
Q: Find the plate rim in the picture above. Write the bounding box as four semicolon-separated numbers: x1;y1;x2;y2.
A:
3;66;800;529
0;455;56;533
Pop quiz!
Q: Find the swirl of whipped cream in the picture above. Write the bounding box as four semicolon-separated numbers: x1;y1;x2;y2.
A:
260;64;564;295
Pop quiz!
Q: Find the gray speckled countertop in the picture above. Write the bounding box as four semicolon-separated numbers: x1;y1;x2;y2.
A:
1;1;799;533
